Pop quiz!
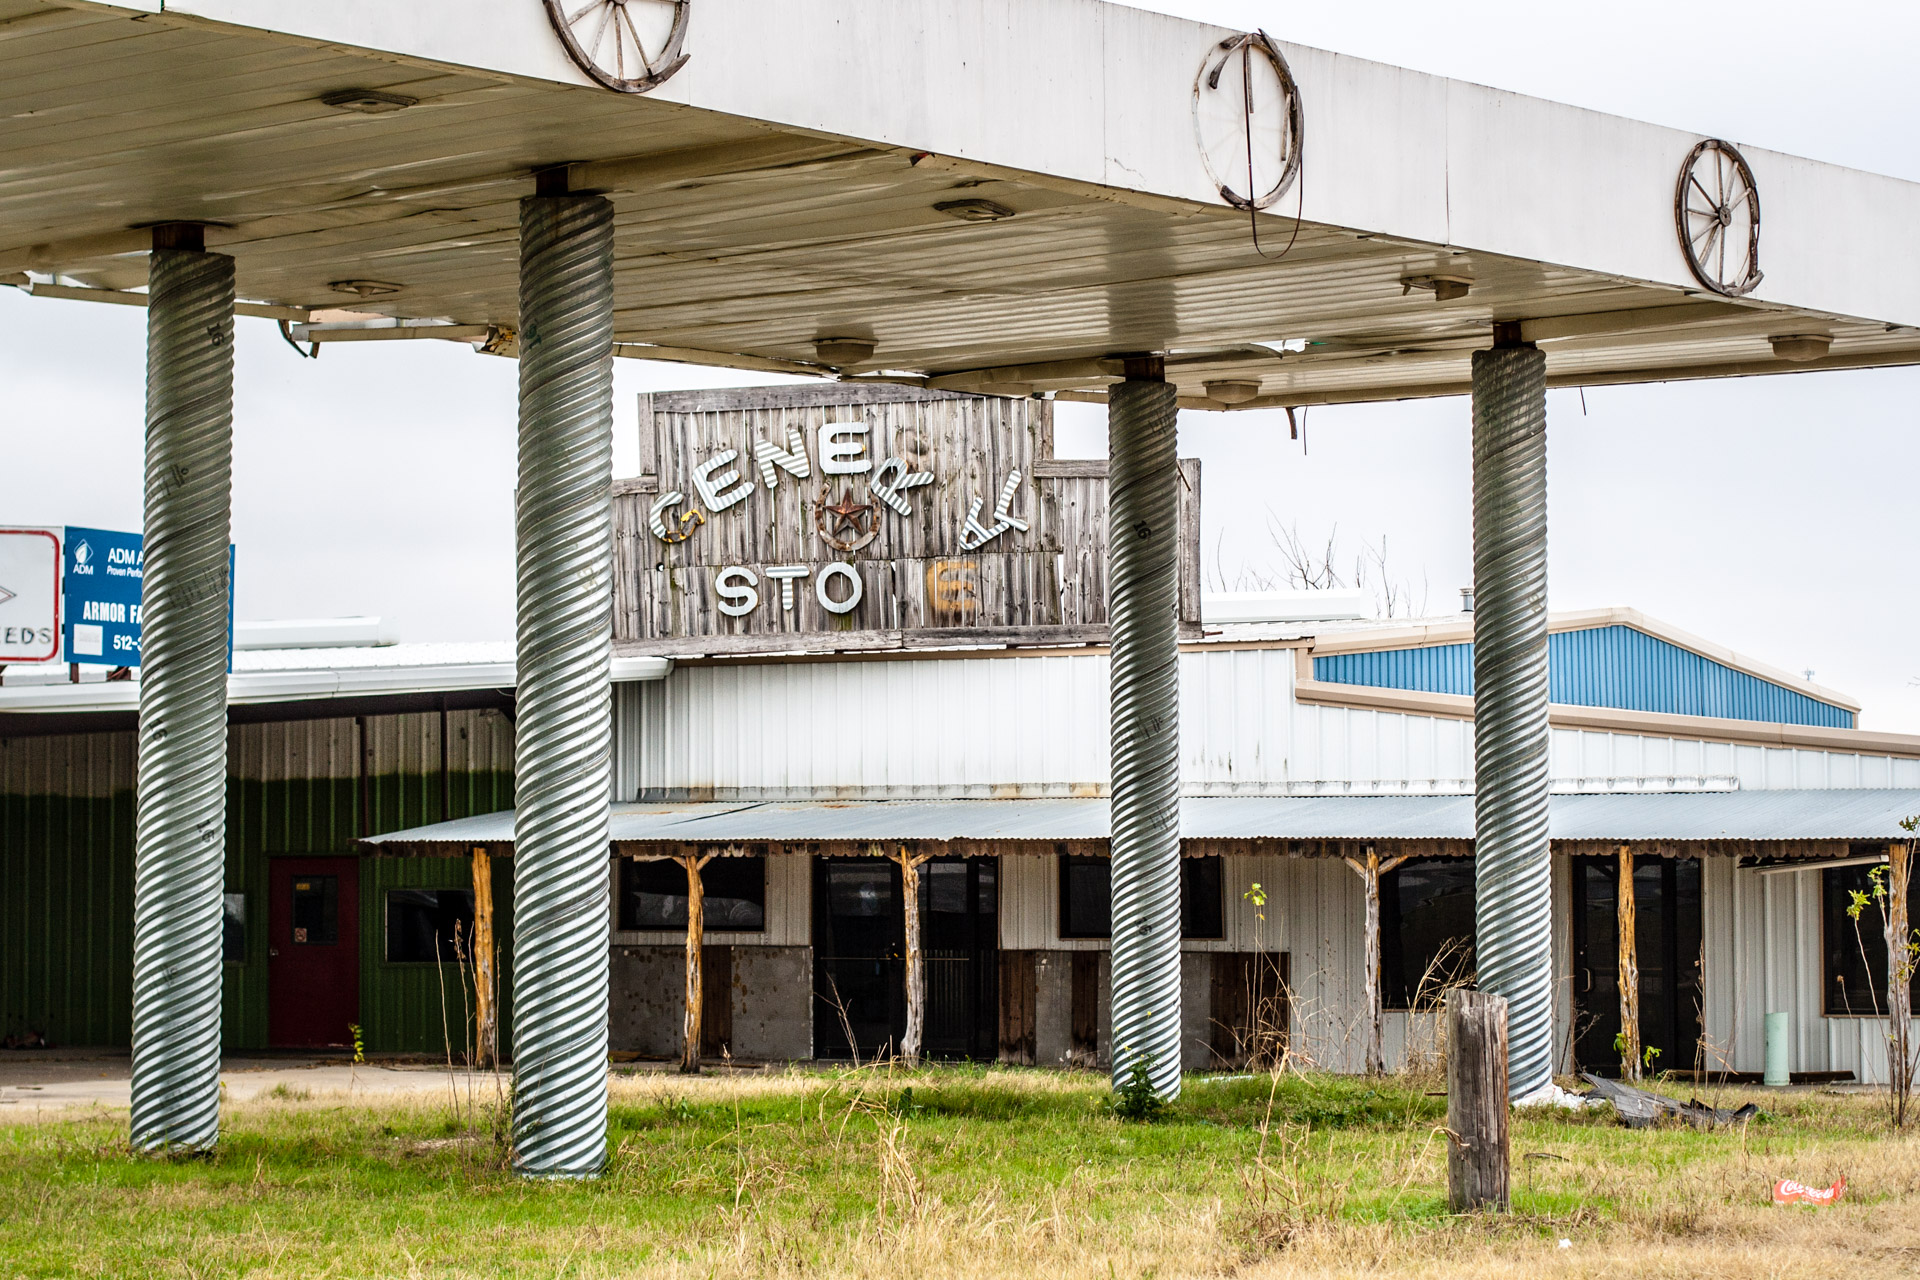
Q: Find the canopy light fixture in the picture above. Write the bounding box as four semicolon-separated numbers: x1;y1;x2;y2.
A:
1402;274;1473;302
934;198;1015;223
1770;333;1831;362
814;337;876;365
319;88;418;114
1203;379;1261;405
328;279;405;298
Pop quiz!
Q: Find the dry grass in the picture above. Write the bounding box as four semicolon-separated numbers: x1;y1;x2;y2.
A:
0;1067;1915;1279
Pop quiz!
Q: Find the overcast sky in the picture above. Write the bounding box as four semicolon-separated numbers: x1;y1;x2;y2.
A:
5;1;1918;727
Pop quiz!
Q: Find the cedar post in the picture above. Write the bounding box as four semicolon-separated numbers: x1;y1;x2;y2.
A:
680;852;713;1075
896;845;932;1066
1446;988;1511;1213
1343;846;1406;1077
472;847;498;1070
1617;845;1641;1080
1889;840;1914;1128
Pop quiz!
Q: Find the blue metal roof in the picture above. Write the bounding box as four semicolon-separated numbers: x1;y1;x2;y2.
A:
1311;625;1852;728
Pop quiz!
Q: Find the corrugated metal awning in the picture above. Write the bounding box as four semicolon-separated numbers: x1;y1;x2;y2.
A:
359;789;1920;856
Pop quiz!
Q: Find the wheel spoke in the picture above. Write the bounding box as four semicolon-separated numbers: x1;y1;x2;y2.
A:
567;0;600;24
1690;173;1716;209
587;1;616;63
619;3;654;73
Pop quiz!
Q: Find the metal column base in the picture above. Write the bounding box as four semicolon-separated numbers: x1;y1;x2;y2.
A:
1106;366;1183;1101
1469;342;1554;1101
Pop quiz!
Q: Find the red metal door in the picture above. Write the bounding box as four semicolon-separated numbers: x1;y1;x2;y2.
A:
268;857;360;1048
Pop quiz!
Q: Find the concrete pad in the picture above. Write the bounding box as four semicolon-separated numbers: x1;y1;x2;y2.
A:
0;1051;503;1115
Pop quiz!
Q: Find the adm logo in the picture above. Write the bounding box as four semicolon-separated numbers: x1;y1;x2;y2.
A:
544;0;690;94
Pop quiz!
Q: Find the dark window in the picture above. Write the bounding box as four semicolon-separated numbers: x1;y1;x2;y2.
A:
222;893;246;963
290;875;338;946
1057;855;1225;940
1182;857;1225;940
1059;856;1111;938
619;857;767;932
1823;863;1919;1015
1381;858;1476;1009
385;889;475;964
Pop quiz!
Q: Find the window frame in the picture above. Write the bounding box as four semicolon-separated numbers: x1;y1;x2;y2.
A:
382;887;477;966
1821;861;1919;1018
1379;856;1478;1012
1056;854;1228;942
618;854;770;935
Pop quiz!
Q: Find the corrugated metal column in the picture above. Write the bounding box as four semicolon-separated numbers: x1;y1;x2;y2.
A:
511;178;615;1177
130;224;234;1152
1470;334;1554;1102
1106;358;1183;1101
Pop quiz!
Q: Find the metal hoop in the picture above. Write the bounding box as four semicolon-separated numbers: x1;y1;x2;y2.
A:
1192;31;1303;211
544;0;690;95
1674;139;1763;297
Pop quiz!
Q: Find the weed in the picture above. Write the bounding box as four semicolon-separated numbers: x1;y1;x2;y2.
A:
1111;1054;1168;1123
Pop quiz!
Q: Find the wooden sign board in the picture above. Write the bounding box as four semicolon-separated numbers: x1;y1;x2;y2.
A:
614;384;1200;657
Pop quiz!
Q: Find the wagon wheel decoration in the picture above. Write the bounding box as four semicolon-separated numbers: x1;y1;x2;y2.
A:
544;0;690;95
1674;139;1763;297
1192;31;1303;211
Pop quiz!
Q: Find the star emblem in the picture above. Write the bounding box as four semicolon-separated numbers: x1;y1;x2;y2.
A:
826;492;872;538
815;486;882;553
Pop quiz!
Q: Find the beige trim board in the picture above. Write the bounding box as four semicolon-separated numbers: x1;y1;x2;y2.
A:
1294;679;1920;759
1304;606;1860;714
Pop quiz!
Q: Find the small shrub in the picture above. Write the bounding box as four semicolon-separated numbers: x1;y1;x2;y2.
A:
1112;1054;1168;1123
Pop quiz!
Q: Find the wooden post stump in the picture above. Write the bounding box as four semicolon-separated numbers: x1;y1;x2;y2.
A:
1447;989;1511;1213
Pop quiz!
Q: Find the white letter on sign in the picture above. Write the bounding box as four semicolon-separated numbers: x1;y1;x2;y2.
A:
693;448;754;513
764;564;811;611
815;562;863;614
817;421;871;476
869;456;935;517
753;427;812;489
714;566;759;617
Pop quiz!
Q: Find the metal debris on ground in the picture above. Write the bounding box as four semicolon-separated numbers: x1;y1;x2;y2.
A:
1579;1072;1760;1129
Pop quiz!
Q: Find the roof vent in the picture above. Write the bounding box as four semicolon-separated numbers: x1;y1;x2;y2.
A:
319;89;418;115
1770;334;1831;362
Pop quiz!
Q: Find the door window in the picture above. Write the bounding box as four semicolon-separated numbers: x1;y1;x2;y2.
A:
290;876;338;946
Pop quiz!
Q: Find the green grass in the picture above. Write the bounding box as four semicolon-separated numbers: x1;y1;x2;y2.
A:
0;1068;1912;1279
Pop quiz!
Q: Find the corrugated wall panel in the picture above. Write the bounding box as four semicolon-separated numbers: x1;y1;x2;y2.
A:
0;733;136;1047
4;711;515;1050
1314;626;1853;728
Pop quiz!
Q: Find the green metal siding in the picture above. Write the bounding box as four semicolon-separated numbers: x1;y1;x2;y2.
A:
3;710;515;1052
358;855;515;1057
0;788;135;1048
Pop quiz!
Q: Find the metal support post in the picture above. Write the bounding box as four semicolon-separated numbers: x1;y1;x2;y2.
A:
511;186;616;1177
1469;337;1554;1102
129;224;234;1152
1106;359;1183;1101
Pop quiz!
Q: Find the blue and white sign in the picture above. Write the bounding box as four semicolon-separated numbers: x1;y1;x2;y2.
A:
63;526;234;668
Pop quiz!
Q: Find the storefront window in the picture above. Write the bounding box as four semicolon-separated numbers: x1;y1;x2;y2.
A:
1822;863;1919;1015
385;888;475;963
1057;855;1224;940
1380;858;1476;1009
620;856;767;932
